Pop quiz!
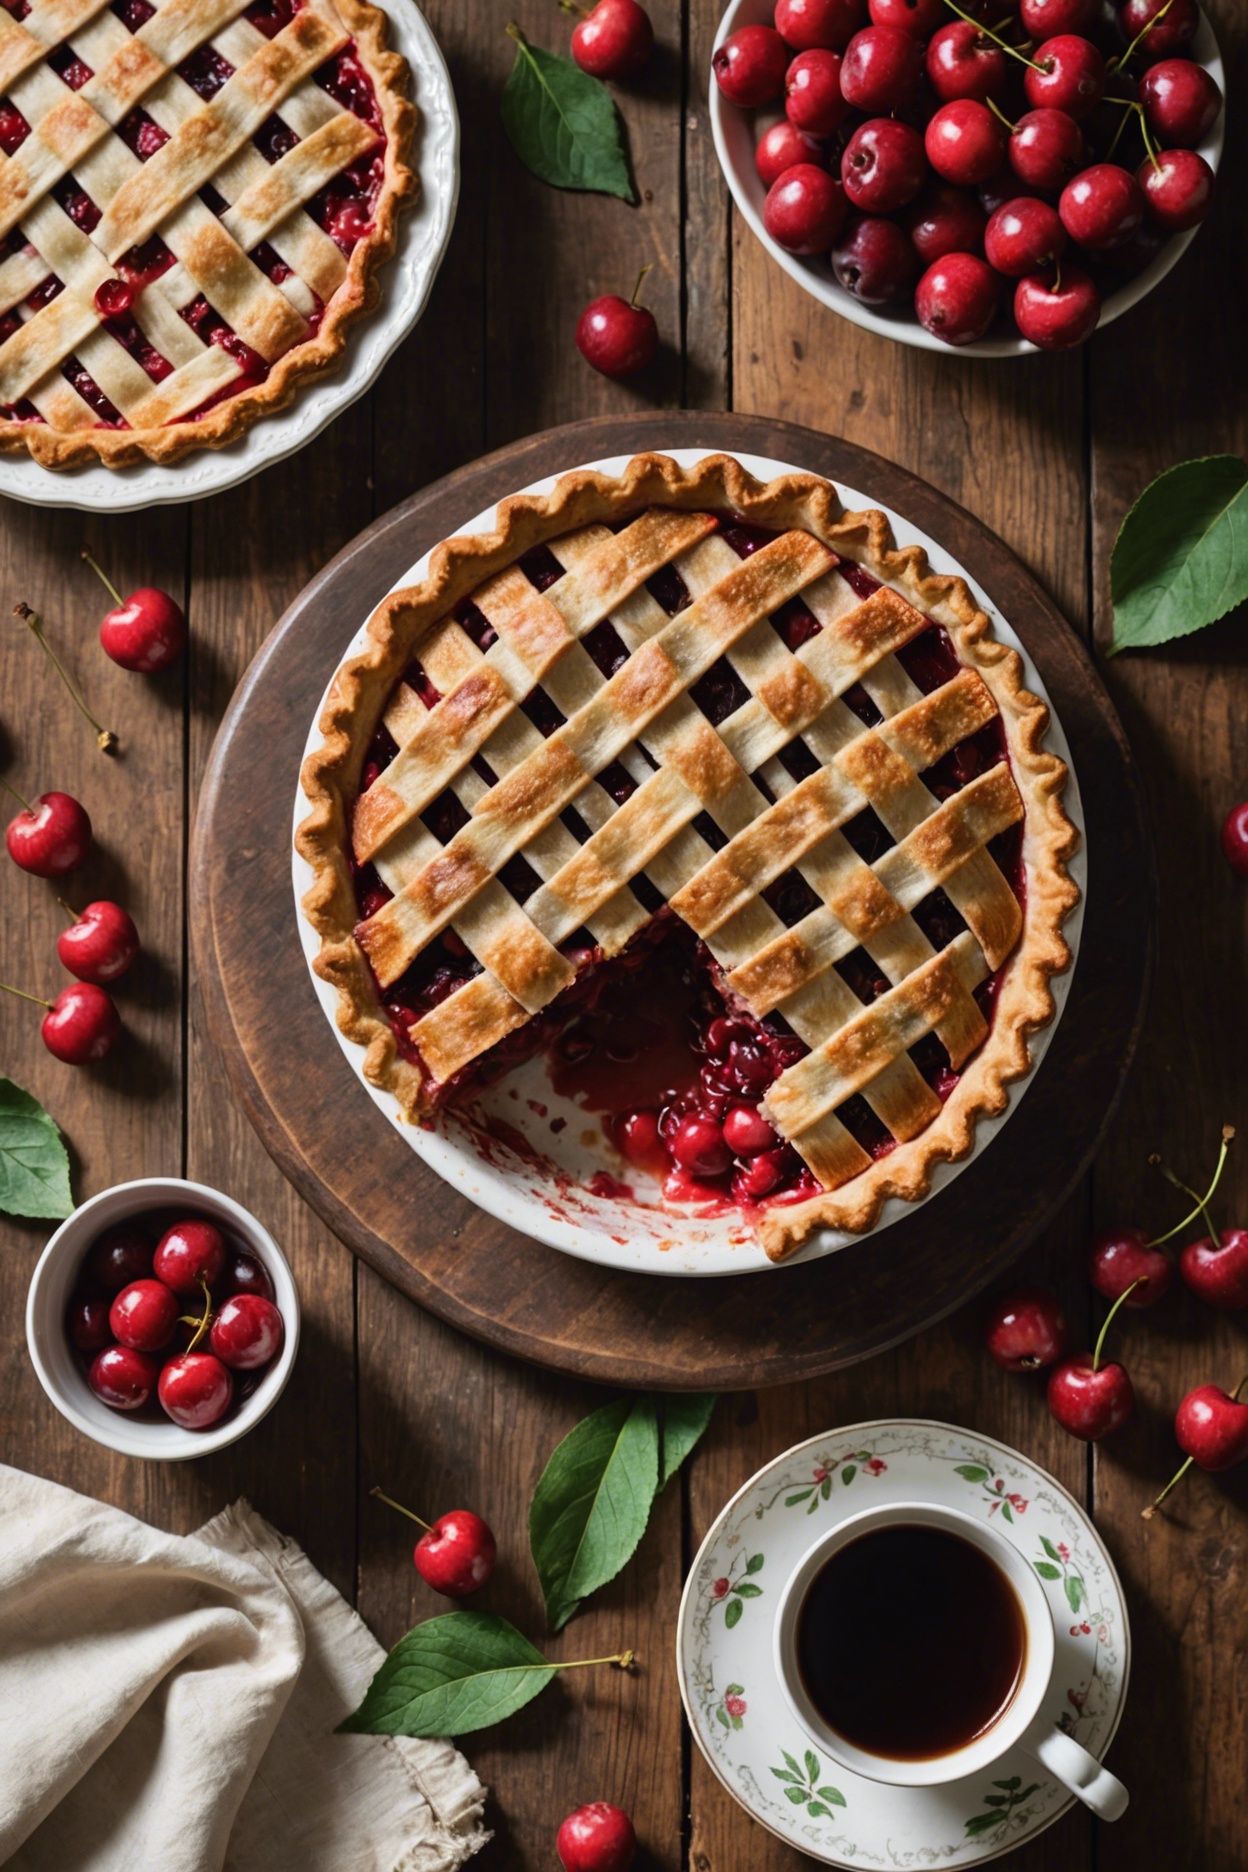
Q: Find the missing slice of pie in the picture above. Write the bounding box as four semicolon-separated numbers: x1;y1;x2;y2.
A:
298;452;1079;1262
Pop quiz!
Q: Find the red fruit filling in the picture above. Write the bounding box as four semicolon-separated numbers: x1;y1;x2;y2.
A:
350;515;1025;1217
0;0;388;430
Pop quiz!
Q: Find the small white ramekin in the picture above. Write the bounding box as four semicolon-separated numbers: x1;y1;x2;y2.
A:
25;1177;300;1462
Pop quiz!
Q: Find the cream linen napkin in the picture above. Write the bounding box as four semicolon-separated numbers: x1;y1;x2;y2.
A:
0;1466;489;1872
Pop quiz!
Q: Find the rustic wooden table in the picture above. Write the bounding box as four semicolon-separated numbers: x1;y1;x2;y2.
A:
1;3;1245;1868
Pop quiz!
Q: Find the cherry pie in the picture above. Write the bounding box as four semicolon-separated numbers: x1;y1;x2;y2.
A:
298;454;1079;1260
0;0;413;469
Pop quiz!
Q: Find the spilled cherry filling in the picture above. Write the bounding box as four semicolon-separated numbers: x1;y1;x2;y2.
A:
350;512;1026;1217
0;0;387;430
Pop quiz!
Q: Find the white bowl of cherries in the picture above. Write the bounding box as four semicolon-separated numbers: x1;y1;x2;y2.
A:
709;0;1224;353
26;1178;299;1461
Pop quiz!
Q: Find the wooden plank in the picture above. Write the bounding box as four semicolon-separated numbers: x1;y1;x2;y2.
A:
1088;3;1247;1860
0;500;187;1525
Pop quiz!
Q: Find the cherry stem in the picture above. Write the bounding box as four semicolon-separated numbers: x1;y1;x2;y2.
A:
1051;257;1063;294
0;776;33;813
1111;0;1174;70
557;0;590;14
56;897;80;923
184;1275;214;1355
370;1484;432;1533
1103;98;1139;164
1148;1126;1235;1248
80;546;123;610
14;604;118;754
984;95;1016;132
1142;1375;1248;1521
1092;1277;1143;1371
556;1649;637;1672
942;0;1044;70
630;262;653;310
0;979;52;1010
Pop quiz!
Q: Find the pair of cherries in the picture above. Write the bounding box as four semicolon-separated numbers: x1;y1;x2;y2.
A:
3;554;185;1065
74;1214;285;1431
986;1126;1247;1516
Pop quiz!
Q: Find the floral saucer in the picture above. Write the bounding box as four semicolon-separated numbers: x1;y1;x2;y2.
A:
677;1419;1130;1867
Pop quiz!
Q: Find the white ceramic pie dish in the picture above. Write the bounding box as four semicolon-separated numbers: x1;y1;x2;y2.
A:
0;0;459;514
709;0;1225;361
292;447;1087;1277
26;1177;300;1460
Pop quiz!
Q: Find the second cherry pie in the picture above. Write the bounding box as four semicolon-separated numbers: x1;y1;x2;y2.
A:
298;453;1079;1261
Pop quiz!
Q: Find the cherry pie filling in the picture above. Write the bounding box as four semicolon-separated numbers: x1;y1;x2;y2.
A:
0;0;387;429
350;516;1026;1216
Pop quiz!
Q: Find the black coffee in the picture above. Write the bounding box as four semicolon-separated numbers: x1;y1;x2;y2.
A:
795;1523;1026;1760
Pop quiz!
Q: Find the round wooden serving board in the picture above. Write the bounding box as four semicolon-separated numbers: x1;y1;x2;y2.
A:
192;413;1153;1391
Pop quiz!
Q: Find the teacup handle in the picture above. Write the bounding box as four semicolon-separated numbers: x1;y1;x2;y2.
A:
1020;1723;1129;1821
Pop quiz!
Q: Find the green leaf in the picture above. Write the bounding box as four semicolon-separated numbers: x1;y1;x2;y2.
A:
1034;1561;1062;1580
1001;1501;1014;1525
530;1395;660;1632
771;1768;802;1785
338;1612;553;1738
817;1786;846;1806
841;1465;856;1487
955;1464;989;1482
804;1750;820;1784
994;1776;1022;1790
725;1596;742;1629
785;1489;813;1506
730;1581;762;1598
807;1801;832;1819
0;1078;73;1220
1110;455;1248;654
965;1810;1006;1836
1065;1575;1084;1615
782;1750;803;1776
1040;1535;1061;1561
716;1705;729;1729
658;1393;717;1488
784;1786;806;1806
501;28;636;203
745;1553;764;1575
982;1794;1009;1806
725;1682;744;1695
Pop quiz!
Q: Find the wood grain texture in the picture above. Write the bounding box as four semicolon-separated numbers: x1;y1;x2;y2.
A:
0;0;1243;1866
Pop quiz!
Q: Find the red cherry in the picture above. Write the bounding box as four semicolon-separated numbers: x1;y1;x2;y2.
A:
985;1286;1067;1371
722;1103;780;1156
925;99;1006;187
1089;1227;1173;1305
1180;1229;1248;1311
575;281;658;379
903;184;987;262
556;1802;637;1872
1059;162;1145;247
41;982;120;1064
832;212;920;302
220;1249;275;1302
154;1218;227;1295
763;162;848;250
83;547;185;674
712;24;789;107
1024;35;1105;119
670;1112;732;1178
158;1351;234;1430
914;251;999;344
415;1509;498;1597
1136;147;1213;230
1047;1354;1134;1439
613;1107;665;1172
1021;0;1095;31
755;120;826;188
925;21;1006;103
570;0;653;81
109;1278;179;1352
210;1293;285;1370
5;790;92;877
88;1343;160;1411
734;1145;790;1199
868;0;944;35
785;48;848;135
1222;801;1248;878
841;117;926;213
1145;1378;1248;1520
1120;0;1197;61
56;899;140;985
839;23;921;113
1138;59;1221;147
1013;265;1101;346
775;0;866;52
1010;108;1084;191
89;1224;153;1291
67;1294;112;1352
985;196;1066;273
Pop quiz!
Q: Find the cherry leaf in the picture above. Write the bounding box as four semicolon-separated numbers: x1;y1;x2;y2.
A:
658;1393;717;1488
1110;455;1248;654
530;1395;659;1632
337;1612;554;1738
501;27;636;203
0;1077;73;1220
